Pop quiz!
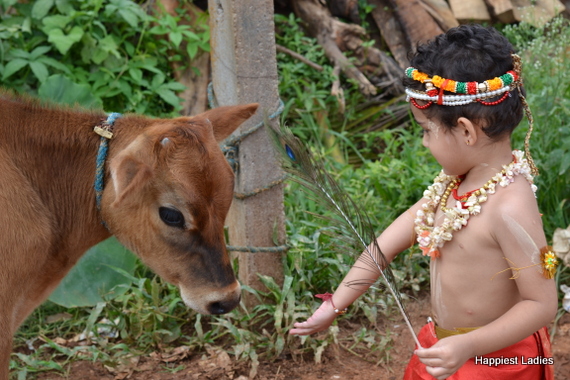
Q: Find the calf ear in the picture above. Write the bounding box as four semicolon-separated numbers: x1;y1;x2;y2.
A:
200;103;259;142
109;155;152;207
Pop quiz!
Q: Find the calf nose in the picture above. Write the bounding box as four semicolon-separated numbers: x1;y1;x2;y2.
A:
208;293;241;314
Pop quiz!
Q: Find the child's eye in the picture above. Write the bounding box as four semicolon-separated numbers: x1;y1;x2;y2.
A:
422;129;429;135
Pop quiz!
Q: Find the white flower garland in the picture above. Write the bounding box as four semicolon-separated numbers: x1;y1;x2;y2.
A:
414;150;537;258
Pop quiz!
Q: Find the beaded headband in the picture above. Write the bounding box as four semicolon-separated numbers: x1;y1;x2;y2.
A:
404;54;522;108
405;54;538;175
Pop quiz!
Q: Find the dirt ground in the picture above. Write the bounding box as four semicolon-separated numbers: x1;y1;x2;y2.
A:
34;296;570;380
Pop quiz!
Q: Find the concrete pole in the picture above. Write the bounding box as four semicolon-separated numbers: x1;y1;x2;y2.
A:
208;0;285;307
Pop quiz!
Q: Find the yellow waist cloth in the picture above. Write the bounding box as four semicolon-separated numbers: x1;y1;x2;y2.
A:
435;325;479;339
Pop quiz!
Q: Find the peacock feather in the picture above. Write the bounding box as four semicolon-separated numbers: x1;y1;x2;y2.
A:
268;123;421;348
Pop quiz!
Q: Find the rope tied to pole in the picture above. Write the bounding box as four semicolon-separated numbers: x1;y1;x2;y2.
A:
208;82;288;254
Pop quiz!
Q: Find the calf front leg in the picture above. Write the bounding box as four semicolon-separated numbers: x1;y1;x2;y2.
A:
0;303;15;380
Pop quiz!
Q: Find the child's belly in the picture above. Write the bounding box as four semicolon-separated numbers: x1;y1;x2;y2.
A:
429;240;520;329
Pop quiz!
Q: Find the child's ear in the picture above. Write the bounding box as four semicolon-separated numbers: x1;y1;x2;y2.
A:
457;117;478;146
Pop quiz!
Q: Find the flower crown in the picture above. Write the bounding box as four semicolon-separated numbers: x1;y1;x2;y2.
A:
404;54;523;108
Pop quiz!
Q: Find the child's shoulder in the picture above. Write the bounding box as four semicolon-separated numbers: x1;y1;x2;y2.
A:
493;173;539;213
486;174;543;240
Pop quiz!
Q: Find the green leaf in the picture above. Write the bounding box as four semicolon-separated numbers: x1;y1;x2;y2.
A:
2;58;28;80
560;152;570;175
29;45;51;60
91;47;109;65
21;17;32;33
55;0;73;14
182;30;200;41
114;79;132;98
49;237;138;308
29;61;49;83
38;74;102;108
41;15;72;32
98;35;119;57
156;88;181;108
128;67;142;83
8;49;30;59
31;0;54;20
47;26;84;55
118;8;139;28
187;43;199;59
169;31;182;48
151;73;165;89
37;56;71;74
162;81;186;91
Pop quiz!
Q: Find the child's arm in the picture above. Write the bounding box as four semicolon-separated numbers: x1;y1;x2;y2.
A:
289;198;424;336
415;194;558;379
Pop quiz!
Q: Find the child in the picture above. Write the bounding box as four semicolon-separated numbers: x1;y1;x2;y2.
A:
289;24;558;379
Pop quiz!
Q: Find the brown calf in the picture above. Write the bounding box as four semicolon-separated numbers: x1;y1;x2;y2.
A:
0;90;258;379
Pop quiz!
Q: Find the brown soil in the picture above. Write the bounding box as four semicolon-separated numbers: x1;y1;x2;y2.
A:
32;296;570;380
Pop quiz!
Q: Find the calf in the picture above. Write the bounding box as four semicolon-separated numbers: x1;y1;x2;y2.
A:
0;90;257;379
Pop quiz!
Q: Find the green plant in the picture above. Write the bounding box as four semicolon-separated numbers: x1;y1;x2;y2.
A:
0;0;209;116
502;18;570;236
275;13;408;165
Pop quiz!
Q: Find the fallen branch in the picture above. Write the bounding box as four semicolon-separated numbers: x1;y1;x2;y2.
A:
276;44;324;71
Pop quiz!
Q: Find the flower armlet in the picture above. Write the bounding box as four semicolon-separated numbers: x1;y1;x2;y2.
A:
540;246;558;279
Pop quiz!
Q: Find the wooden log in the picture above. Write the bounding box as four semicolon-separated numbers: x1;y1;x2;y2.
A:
485;0;516;23
209;0;286;307
421;0;459;30
448;0;491;23
391;0;444;47
511;0;565;27
292;0;377;95
368;0;411;69
327;0;361;23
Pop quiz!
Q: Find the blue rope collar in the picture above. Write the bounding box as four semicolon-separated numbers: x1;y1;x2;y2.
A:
94;112;122;215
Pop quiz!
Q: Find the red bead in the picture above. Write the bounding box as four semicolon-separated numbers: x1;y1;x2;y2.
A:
411;98;433;109
477;91;509;106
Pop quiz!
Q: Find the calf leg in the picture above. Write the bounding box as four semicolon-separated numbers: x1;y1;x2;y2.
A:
0;153;57;378
0;309;13;380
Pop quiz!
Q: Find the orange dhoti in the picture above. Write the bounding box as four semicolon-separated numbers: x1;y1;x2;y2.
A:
403;323;554;379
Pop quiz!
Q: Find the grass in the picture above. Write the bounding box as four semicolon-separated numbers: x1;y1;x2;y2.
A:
10;15;570;379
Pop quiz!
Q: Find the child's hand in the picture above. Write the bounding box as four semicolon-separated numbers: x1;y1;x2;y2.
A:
289;301;337;335
414;334;474;379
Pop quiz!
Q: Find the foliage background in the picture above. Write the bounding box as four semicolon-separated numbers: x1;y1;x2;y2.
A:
0;0;569;378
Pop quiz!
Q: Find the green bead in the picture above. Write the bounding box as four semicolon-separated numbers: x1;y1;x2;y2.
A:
456;82;467;94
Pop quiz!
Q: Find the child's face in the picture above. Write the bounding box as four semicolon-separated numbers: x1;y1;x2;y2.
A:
411;106;467;176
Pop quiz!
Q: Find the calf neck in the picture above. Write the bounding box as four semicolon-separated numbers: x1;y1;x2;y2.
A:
0;91;257;379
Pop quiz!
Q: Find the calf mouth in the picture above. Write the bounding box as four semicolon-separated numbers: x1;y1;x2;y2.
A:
179;281;241;315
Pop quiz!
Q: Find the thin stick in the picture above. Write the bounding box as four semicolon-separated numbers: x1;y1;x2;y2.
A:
276;44;324;71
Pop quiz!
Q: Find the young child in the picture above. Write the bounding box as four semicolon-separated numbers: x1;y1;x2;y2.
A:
289;24;558;379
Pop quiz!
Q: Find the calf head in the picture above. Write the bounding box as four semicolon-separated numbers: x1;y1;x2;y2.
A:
101;104;258;315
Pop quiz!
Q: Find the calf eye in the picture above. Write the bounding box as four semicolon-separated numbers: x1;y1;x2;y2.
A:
159;207;185;228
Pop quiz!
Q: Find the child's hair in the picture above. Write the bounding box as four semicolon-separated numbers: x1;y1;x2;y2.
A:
403;24;525;140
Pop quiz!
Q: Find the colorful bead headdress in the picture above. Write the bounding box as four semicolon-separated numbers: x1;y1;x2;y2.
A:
405;54;538;175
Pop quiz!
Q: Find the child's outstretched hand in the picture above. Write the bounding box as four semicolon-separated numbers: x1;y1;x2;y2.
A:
414;334;473;379
289;301;337;335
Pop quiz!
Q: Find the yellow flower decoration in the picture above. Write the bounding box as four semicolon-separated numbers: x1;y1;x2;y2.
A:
486;77;503;92
540;246;558;279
